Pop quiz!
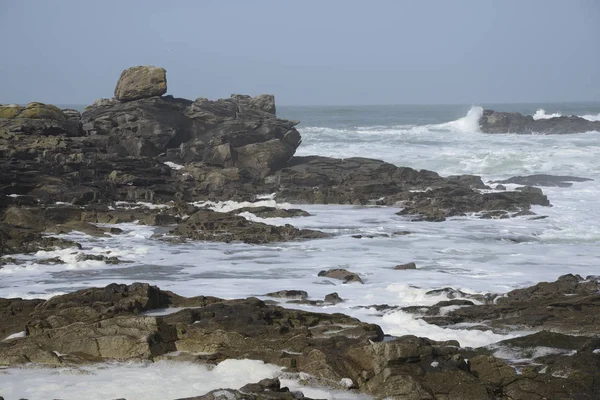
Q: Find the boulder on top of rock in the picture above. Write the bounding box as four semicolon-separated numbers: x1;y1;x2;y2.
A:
82;68;301;170
114;65;167;102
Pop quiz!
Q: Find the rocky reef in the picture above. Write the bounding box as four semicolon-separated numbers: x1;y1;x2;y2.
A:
479;109;600;134
2;66;597;399
1;276;598;399
0;67;553;254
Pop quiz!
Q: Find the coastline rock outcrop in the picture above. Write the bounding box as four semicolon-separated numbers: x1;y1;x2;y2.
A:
479;109;600;134
0;102;82;137
1;282;599;399
0;65;556;258
423;274;600;335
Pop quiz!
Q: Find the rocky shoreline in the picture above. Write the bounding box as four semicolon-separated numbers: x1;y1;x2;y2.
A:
0;275;598;399
1;66;599;399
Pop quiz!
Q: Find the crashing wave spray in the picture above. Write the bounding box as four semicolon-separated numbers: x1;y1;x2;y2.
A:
533;109;562;120
437;106;483;133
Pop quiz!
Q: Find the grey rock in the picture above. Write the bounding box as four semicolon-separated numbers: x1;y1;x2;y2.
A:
495;174;593;188
114;65;167;102
394;262;417;270
479;109;600;134
318;268;363;284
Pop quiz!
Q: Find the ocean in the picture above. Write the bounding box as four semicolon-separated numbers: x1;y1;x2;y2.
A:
2;102;600;399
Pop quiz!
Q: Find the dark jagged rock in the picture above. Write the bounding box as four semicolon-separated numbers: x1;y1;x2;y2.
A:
1;283;599;399
396;185;549;221
0;102;82;137
423;274;600;335
494;174;594;188
479;109;600;134
0;68;550;225
81;90;300;173
179;378;311;400
172;209;329;244
265;290;308;300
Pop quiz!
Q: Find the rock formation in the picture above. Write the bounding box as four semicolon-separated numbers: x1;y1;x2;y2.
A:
479;109;600;134
1;279;598;399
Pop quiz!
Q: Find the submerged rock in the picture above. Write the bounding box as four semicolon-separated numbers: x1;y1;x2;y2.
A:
318;268;363;284
495;174;594;188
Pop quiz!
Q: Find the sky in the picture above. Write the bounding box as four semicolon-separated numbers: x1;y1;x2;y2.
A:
1;0;599;106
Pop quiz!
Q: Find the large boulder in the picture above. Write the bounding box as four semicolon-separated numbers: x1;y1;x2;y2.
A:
114;65;167;102
479;109;600;134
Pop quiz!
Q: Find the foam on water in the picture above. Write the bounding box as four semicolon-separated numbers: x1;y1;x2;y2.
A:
0;359;370;400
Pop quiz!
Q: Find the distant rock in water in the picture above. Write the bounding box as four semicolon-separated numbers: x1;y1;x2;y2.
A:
479;109;600;134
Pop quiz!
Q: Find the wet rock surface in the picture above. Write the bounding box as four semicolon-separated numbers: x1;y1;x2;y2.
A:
494;174;594;188
0;67;552;249
422;274;600;335
1;282;599;399
172;209;329;244
479;109;600;134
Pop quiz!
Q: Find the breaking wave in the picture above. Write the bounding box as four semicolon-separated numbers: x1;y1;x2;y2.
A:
532;109;600;122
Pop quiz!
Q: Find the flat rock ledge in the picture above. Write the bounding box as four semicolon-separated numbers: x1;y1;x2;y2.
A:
1;277;599;399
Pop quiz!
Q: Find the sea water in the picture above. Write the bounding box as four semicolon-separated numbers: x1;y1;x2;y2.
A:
2;103;600;399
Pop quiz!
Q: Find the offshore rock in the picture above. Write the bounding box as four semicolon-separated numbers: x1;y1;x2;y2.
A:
479;109;600;134
114;65;167;102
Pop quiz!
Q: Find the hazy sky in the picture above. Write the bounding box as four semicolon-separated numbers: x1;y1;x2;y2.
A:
1;0;599;105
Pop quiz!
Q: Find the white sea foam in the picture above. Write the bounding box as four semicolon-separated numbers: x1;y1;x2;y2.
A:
191;199;293;213
435;106;483;133
533;109;562;120
164;161;185;170
2;331;26;341
580;112;600;122
0;360;369;400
